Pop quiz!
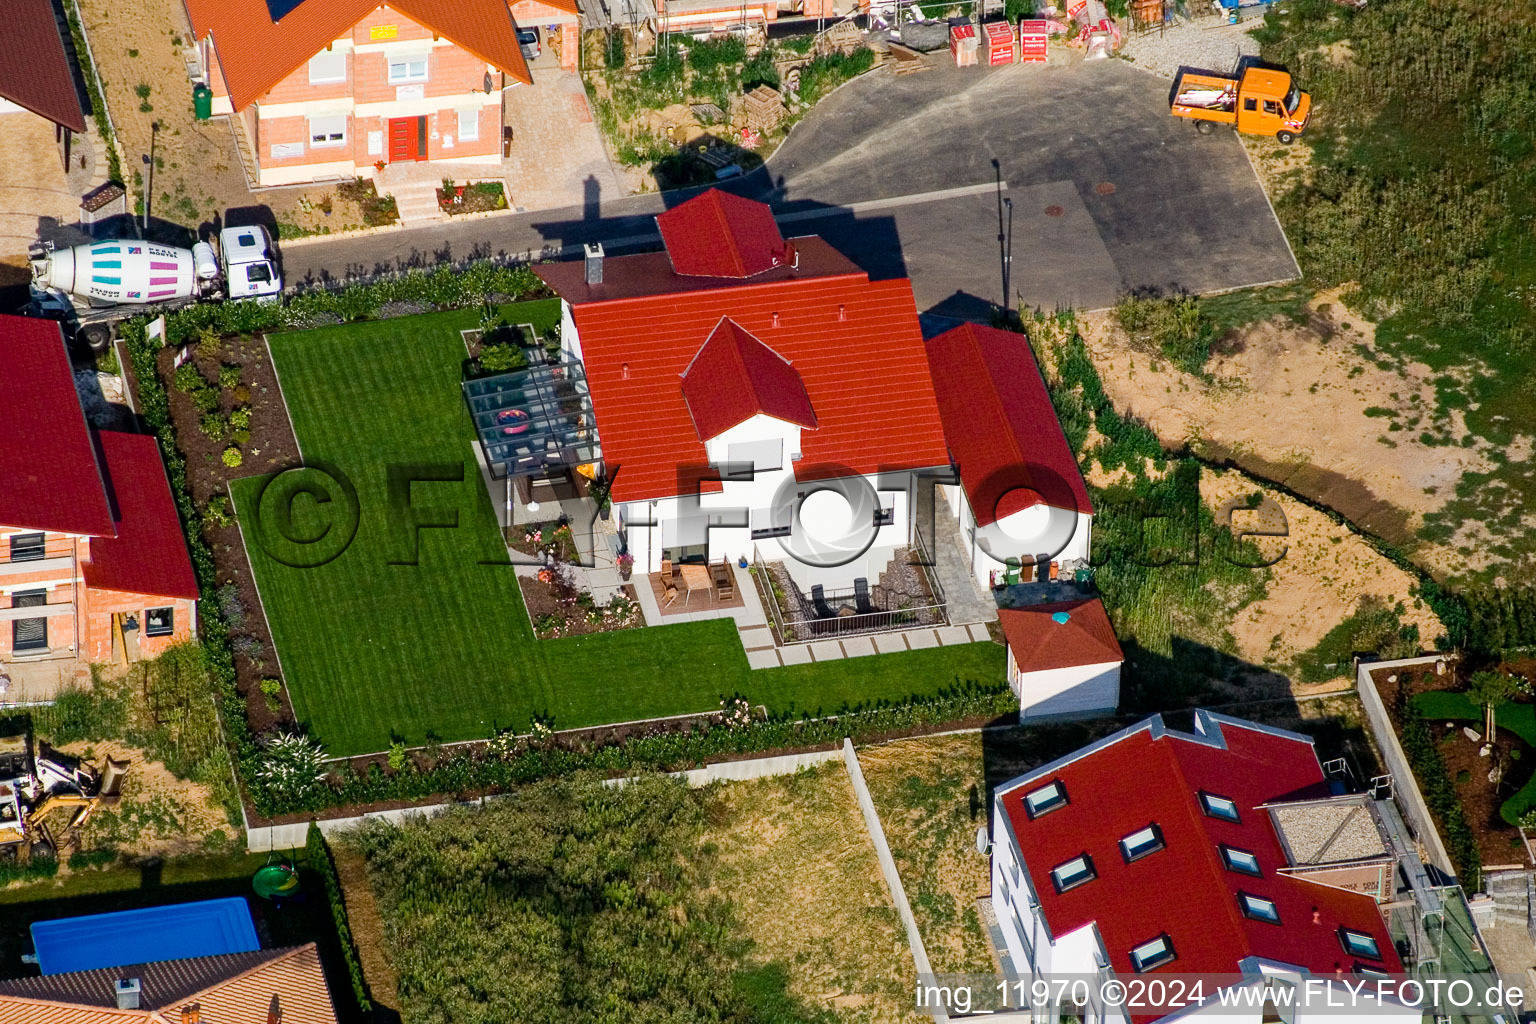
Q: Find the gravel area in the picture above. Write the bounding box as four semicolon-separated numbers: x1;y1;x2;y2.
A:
1118;17;1260;79
1270;802;1389;864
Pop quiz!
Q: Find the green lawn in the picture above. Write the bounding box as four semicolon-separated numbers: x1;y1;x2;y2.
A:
235;307;1003;756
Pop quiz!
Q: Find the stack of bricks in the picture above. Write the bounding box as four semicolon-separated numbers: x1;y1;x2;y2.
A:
744;84;785;134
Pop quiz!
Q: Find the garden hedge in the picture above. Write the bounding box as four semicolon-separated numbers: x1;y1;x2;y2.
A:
120;265;1020;819
306;824;372;1016
1394;689;1483;888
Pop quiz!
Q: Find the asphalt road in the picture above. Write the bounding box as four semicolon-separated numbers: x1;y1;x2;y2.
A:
279;58;1298;321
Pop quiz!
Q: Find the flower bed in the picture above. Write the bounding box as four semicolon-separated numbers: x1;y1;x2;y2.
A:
437;180;508;215
520;566;643;639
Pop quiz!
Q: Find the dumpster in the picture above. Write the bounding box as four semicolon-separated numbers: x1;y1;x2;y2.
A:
193;83;212;120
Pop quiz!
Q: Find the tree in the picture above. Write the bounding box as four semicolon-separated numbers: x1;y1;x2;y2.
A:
1467;670;1519;741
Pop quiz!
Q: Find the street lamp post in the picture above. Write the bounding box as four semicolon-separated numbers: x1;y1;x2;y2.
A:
141;121;160;232
1002;196;1014;312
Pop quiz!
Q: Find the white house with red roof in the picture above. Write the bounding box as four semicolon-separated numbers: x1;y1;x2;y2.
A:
529;190;953;601
0;316;198;699
926;322;1094;593
989;711;1425;1024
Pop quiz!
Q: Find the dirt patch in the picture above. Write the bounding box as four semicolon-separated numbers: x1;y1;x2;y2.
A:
857;734;994;975
331;842;401;1014
76;0;388;239
703;763;921;1024
61;739;229;860
1200;467;1443;673
1077;298;1523;578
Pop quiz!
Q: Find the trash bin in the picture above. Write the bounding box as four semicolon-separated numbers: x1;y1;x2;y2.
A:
193;83;212;120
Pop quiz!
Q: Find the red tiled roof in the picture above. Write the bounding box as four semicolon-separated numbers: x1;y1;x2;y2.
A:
925;322;1092;526
998;598;1123;673
999;714;1403;987
0;0;87;133
83;432;199;601
681;318;817;440
0;315;115;537
0;943;338;1024
185;0;532;112
656;190;794;279
539;245;950;504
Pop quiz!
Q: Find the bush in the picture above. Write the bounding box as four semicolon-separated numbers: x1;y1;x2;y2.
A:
687;34;747;73
221;446;243;468
203;494;234;529
217;364;242;389
1396;691;1483;888
603;30;626;70
192;387;221;413
173;363;207;393
478;343;527;373
1113;293;1216;375
228;406;252;431
306;825;372;1016
199;413;227;441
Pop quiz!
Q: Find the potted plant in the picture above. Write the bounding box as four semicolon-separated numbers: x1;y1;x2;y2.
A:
617;552;634;581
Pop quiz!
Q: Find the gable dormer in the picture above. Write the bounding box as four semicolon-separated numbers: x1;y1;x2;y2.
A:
680;318;817;475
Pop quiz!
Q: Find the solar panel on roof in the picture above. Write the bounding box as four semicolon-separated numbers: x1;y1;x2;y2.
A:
265;0;307;21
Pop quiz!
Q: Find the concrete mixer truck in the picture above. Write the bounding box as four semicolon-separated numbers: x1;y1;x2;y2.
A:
25;225;282;350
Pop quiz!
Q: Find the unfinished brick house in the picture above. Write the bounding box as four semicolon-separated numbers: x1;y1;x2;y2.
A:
183;0;579;187
0;316;198;699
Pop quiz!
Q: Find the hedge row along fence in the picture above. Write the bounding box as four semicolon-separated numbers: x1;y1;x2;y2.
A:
122;265;1018;819
1393;687;1483;889
306;824;372;1017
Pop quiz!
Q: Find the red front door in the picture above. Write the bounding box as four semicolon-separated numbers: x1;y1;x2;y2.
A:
387;116;427;162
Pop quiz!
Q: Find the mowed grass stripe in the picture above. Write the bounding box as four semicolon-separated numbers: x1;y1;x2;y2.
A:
235;305;1004;756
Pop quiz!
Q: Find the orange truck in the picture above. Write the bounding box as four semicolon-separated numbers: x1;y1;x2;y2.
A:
1170;65;1311;143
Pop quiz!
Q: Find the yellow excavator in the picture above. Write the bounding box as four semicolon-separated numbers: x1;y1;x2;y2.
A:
0;735;126;862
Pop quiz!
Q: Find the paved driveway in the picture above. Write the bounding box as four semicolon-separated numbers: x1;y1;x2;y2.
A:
279;58;1298;319
768;58;1299;316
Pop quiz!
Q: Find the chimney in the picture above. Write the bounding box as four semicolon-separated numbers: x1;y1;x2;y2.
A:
1311;907;1321;924
181;1002;202;1024
837;303;846;321
115;979;141;1011
583;242;604;285
771;312;780;328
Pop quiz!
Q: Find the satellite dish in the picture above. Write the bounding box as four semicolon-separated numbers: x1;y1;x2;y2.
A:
975;825;991;856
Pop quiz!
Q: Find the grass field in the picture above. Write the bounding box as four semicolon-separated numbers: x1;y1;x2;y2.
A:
235;307;1004;756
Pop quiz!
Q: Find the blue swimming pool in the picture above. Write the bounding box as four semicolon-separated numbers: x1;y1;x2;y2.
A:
31;897;260;975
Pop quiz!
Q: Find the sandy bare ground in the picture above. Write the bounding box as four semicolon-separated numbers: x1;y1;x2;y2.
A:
61;739;229;860
1076;295;1530;578
703;764;921;1024
1201;467;1443;671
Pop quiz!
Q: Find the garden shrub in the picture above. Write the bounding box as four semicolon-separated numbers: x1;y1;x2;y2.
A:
221;446;243;468
1396;688;1483;888
306;824;372;1017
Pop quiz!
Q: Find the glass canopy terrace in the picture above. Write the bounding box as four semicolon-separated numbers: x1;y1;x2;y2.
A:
463;359;601;480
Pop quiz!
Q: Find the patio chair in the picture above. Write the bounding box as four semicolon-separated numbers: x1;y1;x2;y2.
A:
715;562;736;601
853;578;874;615
662;578;680;607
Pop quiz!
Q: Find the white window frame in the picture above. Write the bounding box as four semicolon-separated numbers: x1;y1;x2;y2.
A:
1049;854;1095;893
1220;845;1262;876
308;49;347;84
457;106;480;142
1024;780;1067;819
1119;824;1164;863
388;54;429;84
307;114;347;148
1239;893;1280;924
1199;791;1240;822
1129;935;1175;972
1339;928;1381;960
